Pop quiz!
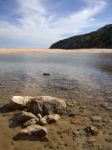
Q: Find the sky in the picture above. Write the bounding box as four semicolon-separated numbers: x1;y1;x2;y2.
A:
0;0;112;48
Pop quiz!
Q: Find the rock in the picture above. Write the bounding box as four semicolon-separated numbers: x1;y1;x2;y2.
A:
18;111;37;123
23;118;39;128
43;114;60;124
16;125;48;139
39;118;47;126
84;126;99;136
91;116;101;122
68;112;76;117
87;137;96;143
8;96;32;110
100;103;112;111
43;73;50;76
37;114;43;120
105;136;112;142
27;96;66;115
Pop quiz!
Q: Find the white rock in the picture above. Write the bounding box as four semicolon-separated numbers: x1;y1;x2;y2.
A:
9;96;33;110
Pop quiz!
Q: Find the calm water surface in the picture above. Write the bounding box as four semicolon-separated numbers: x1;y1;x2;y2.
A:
0;52;112;104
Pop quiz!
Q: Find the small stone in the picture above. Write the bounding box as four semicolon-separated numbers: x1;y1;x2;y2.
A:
105;137;112;142
87;137;96;143
80;106;86;109
64;143;68;147
84;126;99;136
39;118;47;126
69;112;76;117
37;114;42;120
91;116;101;122
43;114;60;124
60;135;64;138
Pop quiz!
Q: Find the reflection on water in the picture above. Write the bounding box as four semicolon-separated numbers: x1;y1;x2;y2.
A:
0;52;112;104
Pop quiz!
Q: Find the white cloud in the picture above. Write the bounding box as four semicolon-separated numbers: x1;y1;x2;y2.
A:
0;0;107;48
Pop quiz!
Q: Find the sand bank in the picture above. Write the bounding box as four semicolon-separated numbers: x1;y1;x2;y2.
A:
0;48;112;54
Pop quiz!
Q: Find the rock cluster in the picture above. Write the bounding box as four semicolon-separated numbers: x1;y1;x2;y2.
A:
8;96;66;140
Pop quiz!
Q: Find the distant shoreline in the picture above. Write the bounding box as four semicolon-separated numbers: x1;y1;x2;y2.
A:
0;48;112;54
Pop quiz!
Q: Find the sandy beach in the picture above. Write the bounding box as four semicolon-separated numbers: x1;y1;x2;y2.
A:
0;48;112;54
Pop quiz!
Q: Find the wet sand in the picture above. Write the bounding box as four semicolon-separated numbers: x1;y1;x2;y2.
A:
0;50;112;150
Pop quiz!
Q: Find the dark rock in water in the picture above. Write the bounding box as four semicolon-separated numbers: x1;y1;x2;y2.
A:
50;24;112;49
43;73;50;76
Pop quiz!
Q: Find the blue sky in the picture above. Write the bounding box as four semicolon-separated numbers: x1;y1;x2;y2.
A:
0;0;112;48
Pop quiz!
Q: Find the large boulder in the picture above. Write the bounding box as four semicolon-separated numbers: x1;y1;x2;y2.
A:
26;96;66;115
18;111;37;123
16;125;48;139
8;96;32;110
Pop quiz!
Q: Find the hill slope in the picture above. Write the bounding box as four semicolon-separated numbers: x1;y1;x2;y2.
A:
50;24;112;49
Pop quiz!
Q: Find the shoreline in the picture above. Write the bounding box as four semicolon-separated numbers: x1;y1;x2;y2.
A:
0;48;112;54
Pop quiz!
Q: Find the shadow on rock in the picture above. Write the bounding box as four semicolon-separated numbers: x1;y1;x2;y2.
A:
0;104;13;114
9;113;21;128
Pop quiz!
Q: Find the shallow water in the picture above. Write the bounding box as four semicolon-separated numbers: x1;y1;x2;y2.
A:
0;52;112;150
0;52;112;104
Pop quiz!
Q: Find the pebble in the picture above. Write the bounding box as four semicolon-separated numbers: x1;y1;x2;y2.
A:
91;116;101;122
69;112;76;117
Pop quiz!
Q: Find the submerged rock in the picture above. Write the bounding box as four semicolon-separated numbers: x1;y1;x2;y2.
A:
43;73;50;76
18;111;37;123
27;96;66;115
17;125;48;139
8;96;32;110
23;118;39;128
43;114;60;124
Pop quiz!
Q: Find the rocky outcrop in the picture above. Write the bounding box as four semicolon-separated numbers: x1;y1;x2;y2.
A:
50;24;112;49
8;96;66;116
7;96;65;141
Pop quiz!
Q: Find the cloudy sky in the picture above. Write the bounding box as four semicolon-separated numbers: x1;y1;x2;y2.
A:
0;0;111;48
